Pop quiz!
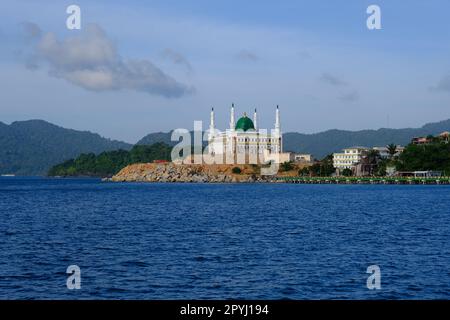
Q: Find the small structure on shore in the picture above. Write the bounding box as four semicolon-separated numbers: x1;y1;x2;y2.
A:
396;171;442;178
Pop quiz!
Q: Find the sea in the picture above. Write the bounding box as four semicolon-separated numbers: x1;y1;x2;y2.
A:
0;177;449;299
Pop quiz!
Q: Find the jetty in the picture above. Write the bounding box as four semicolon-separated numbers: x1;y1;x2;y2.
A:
277;176;450;185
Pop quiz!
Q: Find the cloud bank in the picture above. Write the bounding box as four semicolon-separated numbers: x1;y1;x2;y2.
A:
23;23;193;98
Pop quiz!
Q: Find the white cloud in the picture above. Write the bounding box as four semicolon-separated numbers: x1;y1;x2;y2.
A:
24;23;193;98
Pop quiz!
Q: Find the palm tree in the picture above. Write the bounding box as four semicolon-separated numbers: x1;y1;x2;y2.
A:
367;149;381;164
387;143;397;159
363;149;381;175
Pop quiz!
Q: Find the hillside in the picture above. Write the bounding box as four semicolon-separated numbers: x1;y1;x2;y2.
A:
137;131;176;146
138;119;450;159
283;119;450;159
2;118;450;175
48;143;172;177
0;120;132;175
396;138;450;174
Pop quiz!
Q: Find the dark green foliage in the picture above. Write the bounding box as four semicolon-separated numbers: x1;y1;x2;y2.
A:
280;161;294;172
375;159;388;176
396;141;450;175
0;120;131;175
3;118;450;175
342;168;353;177
387;143;397;158
298;167;310;176
307;154;335;176
251;164;260;174
232;167;242;174
365;149;381;164
361;149;382;175
48;143;172;177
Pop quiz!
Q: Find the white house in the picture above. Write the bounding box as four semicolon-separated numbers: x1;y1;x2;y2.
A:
333;147;368;171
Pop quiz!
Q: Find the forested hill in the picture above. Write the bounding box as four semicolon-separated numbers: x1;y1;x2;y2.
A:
283;119;450;159
0;120;132;175
2;118;450;175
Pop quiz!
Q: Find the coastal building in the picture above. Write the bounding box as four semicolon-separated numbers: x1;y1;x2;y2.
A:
333;147;368;172
293;153;313;163
372;146;404;159
207;104;290;164
263;152;313;164
439;131;450;143
397;170;443;178
412;132;449;144
412;136;432;145
263;150;291;164
333;145;405;175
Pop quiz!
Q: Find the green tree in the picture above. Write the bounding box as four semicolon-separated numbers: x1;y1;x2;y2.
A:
376;159;388;176
366;149;381;165
319;154;335;176
298;167;310;176
386;143;397;159
48;143;172;177
308;154;335;176
232;167;242;174
342;168;353;177
362;149;382;176
397;141;450;175
280;161;294;172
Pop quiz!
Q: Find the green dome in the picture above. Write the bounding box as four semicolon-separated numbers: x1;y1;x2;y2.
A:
235;114;255;131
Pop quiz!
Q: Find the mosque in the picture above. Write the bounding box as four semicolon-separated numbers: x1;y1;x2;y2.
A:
206;104;289;164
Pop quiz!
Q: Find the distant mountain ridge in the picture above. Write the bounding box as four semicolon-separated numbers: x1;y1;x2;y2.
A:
138;119;450;159
284;119;450;159
1;118;449;175
137;131;176;146
0;120;132;175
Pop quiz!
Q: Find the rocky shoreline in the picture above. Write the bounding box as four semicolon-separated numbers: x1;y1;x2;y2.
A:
107;163;278;183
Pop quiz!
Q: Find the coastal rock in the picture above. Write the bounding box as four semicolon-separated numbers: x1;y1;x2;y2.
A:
110;163;281;183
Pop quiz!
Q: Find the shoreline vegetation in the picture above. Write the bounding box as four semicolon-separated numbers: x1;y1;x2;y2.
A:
3;118;450;176
47;143;172;177
47;134;450;185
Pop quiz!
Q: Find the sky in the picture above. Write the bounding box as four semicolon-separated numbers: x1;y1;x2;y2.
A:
1;0;450;143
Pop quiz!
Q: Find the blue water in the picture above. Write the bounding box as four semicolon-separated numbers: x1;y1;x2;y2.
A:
0;177;449;299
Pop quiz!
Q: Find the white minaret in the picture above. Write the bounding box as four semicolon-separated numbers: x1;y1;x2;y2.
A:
274;105;282;152
209;107;215;132
209;107;215;139
253;108;258;131
229;103;235;131
208;107;215;155
275;105;280;134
